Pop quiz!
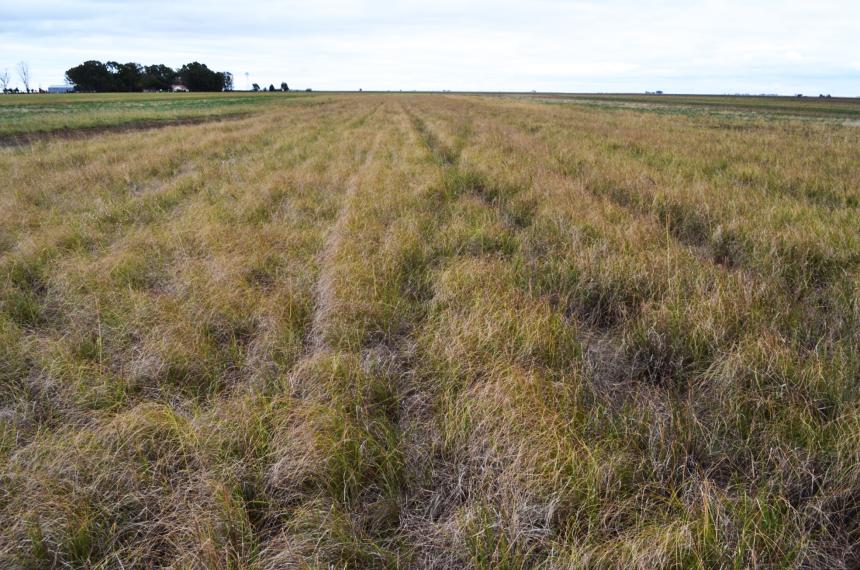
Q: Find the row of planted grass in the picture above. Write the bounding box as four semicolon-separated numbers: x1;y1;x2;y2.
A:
258;102;441;567
496;96;860;295
399;94;860;567
0;96;397;567
0;98;354;415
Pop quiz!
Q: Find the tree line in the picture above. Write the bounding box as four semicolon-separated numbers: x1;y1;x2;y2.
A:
65;60;233;92
252;82;291;92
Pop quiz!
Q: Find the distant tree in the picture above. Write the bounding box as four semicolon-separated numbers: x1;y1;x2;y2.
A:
140;64;176;91
66;60;115;92
252;83;260;92
0;68;9;92
178;61;230;92
17;62;30;93
64;59;230;92
268;84;275;92
108;61;144;91
280;82;289;92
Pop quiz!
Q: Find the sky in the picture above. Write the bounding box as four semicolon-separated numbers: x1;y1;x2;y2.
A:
1;0;859;95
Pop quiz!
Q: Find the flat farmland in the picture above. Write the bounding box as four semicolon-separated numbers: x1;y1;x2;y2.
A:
1;93;859;568
0;91;312;139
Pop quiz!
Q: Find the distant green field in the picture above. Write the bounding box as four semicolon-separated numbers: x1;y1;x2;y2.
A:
4;92;859;140
527;93;860;120
0;91;313;137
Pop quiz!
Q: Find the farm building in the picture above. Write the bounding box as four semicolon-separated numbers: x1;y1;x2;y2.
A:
171;83;190;92
47;85;74;93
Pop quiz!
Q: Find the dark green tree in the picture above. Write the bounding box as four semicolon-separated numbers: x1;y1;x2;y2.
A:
178;62;229;91
141;64;176;91
66;60;231;92
65;60;116;92
107;61;143;91
280;82;289;92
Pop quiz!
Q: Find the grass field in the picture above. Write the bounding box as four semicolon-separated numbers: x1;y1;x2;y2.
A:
529;93;860;120
1;92;859;568
0;92;315;138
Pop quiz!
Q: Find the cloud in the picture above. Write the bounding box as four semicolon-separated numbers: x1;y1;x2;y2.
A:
0;0;858;94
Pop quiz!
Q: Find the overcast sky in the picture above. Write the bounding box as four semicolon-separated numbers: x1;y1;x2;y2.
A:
1;0;858;95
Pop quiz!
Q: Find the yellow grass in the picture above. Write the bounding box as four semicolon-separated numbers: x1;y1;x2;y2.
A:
1;93;859;568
